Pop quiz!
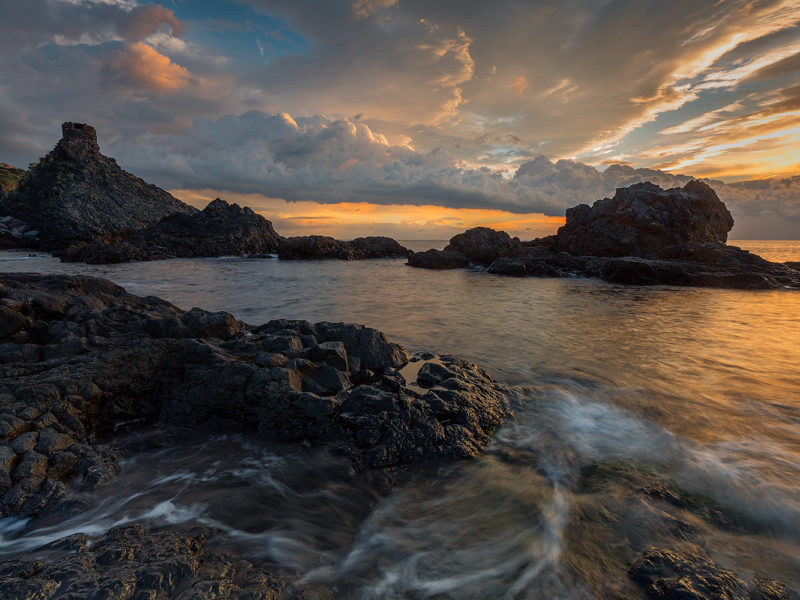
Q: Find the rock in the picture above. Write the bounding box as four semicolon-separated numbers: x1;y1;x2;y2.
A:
446;226;526;264
0;523;319;600
0;122;194;252
0;163;25;199
0;273;519;517
554;181;733;259
278;235;410;260
629;545;749;599
60;198;281;263
407;248;470;270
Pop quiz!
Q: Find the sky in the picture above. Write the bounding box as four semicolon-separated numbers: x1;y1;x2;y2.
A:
0;0;798;239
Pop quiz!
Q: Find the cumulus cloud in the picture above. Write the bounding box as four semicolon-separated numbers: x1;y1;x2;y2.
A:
106;110;799;239
101;41;195;93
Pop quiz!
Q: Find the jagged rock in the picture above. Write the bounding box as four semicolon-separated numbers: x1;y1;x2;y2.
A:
0;123;194;251
629;544;797;600
60;198;281;263
409;182;800;289
554;181;733;258
0;523;328;600
278;235;409;260
0;274;519;518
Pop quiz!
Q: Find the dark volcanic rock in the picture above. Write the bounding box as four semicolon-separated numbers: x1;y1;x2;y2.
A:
278;235;410;260
410;182;800;289
0;123;195;251
0;215;40;250
628;544;794;600
0;523;330;600
407;248;470;269
447;226;526;264
554;181;733;259
60;198;281;263
0;273;519;518
408;227;524;270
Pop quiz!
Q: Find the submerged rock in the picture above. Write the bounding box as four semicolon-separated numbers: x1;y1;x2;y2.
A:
0;273;519;518
278;235;410;260
0;123;194;251
60;198;281;263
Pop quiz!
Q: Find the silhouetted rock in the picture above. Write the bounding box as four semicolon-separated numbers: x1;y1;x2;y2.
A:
0;273;519;518
410;182;800;289
0;123;194;251
407;248;470;269
60;198;281;263
407;227;524;270
447;226;526;264
554;181;733;258
278;235;409;260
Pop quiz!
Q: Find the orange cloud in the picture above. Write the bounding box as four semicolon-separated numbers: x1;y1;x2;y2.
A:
106;42;195;94
513;76;530;95
171;189;565;240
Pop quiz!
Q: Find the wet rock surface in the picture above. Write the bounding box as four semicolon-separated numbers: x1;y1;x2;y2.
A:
0;273;518;519
0;123;194;252
408;182;800;289
59;199;281;263
0;523;333;600
277;235;410;260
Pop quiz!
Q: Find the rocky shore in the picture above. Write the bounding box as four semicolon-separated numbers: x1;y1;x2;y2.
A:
409;182;800;290
0;123;410;264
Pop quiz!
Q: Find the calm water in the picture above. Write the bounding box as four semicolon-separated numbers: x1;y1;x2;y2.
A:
1;243;800;598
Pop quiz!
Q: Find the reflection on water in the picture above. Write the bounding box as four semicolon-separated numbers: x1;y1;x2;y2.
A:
1;246;800;595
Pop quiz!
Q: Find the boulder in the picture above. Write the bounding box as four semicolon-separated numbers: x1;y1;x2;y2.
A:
554;180;733;259
0;273;519;518
446;226;526;264
278;235;410;260
407;248;470;270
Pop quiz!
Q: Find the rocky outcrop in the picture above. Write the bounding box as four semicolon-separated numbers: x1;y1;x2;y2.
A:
0;273;519;518
59;198;281;263
554;181;734;258
408;181;800;290
278;235;410;260
0;123;195;252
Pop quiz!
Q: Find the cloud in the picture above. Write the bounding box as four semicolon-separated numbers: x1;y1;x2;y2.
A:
107;109;799;240
101;41;195;93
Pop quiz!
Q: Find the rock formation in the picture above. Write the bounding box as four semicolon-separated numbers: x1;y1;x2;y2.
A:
278;235;410;260
0;273;518;518
408;181;800;290
554;181;734;258
60;198;281;263
0;123;195;251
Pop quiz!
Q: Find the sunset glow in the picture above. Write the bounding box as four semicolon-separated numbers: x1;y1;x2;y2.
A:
0;0;798;238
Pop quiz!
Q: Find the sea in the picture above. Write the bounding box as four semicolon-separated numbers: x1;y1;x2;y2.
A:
1;239;799;598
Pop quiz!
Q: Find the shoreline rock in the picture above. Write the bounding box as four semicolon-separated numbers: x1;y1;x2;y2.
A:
0;273;520;519
408;182;800;290
278;235;410;260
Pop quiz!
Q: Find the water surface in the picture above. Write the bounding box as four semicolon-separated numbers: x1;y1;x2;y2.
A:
1;245;799;597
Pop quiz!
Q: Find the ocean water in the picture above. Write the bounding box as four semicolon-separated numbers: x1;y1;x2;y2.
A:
1;243;800;598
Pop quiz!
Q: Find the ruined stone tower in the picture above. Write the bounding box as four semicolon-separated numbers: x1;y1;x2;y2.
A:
58;122;99;160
